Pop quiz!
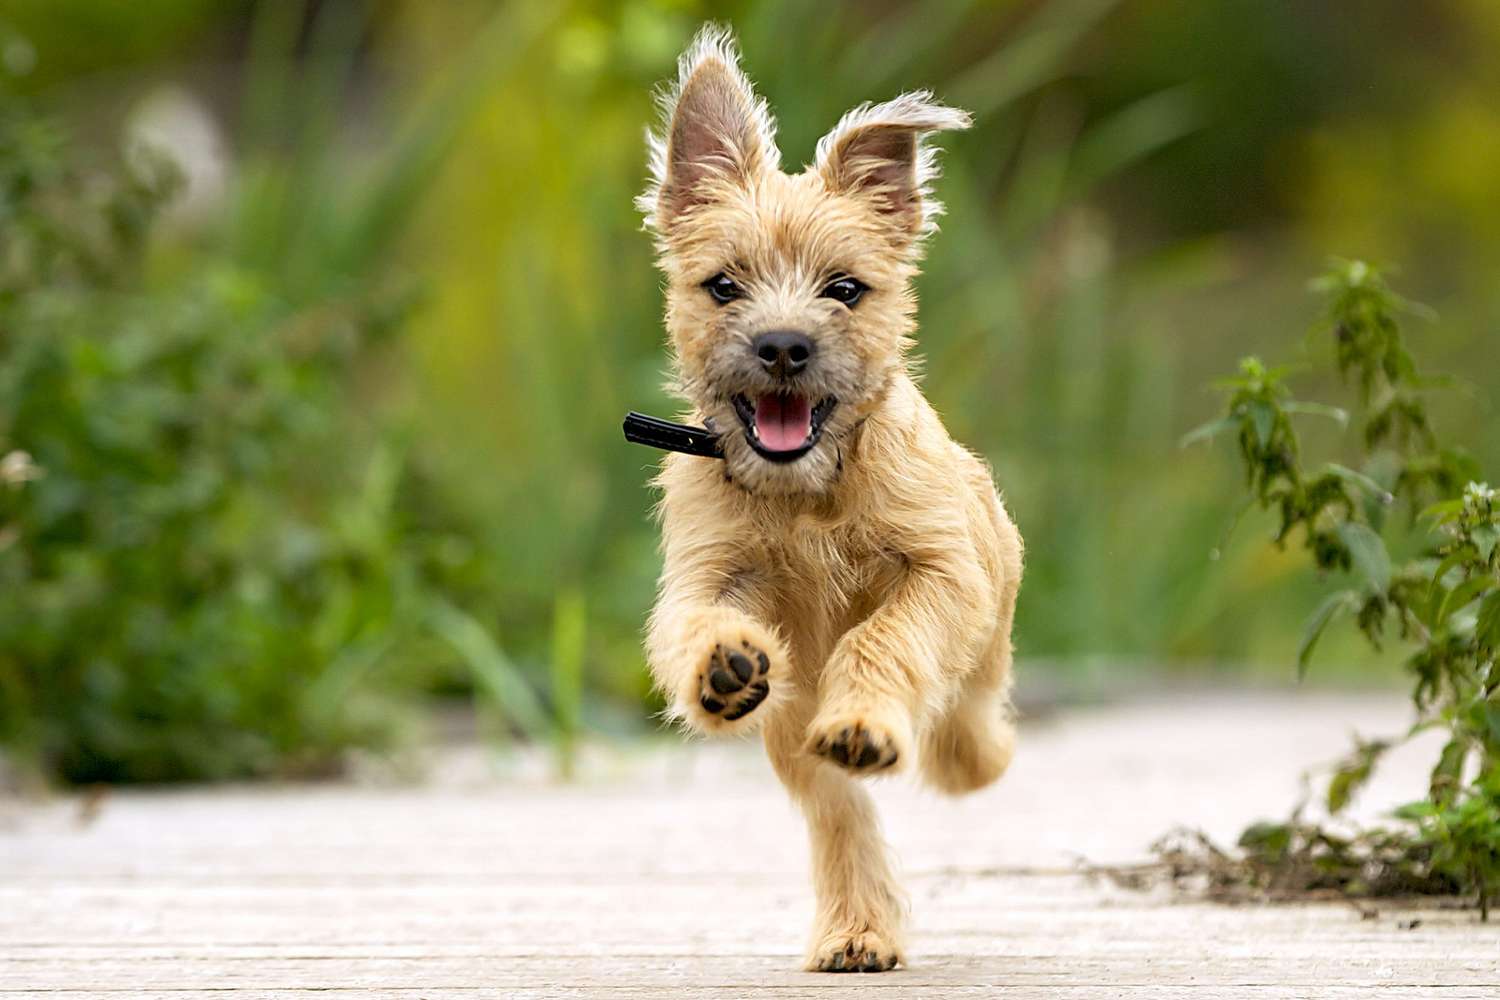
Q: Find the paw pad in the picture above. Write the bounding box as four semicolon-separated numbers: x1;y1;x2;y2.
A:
698;641;770;722
810;722;900;773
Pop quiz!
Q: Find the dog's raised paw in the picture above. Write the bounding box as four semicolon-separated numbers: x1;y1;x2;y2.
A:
808;929;902;973
697;641;770;722
807;718;902;773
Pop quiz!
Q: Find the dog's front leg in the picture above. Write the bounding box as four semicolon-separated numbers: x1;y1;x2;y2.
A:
806;553;986;775
645;540;786;736
765;702;906;971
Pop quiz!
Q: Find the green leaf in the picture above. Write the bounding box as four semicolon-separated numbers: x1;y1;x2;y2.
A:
1477;590;1500;649
1179;415;1238;449
1429;738;1467;807
1337;521;1391;592
1462;698;1500;752
1393;800;1439;821
1283;401;1350;426
1324;463;1393;504
1419;581;1449;632
1238;821;1292;862
426;598;555;743
1419;499;1464;524
1326;771;1356;813
1327;739;1389;814
1298;589;1359;678
1483;701;1500;748
1248;400;1276;448
1471;525;1499;563
1436;576;1494;628
1428;549;1470;599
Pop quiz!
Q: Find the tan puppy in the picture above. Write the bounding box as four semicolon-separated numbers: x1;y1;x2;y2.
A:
637;26;1023;973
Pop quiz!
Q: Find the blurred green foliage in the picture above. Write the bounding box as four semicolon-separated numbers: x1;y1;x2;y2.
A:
394;0;1497;695
0;3;569;783
1;1;1498;783
0;96;423;781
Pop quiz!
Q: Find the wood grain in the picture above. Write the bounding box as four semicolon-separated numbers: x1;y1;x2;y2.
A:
1;693;1494;996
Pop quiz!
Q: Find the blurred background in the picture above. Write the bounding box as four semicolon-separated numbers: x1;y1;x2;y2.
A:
2;0;1497;786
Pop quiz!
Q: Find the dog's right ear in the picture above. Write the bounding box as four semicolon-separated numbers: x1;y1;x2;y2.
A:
639;25;779;235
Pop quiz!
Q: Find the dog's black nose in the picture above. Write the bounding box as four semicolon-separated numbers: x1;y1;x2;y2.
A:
752;330;814;378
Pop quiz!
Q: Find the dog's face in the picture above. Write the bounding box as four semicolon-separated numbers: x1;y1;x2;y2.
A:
641;28;970;495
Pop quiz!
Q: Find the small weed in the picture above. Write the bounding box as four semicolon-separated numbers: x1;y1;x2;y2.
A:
1180;260;1499;917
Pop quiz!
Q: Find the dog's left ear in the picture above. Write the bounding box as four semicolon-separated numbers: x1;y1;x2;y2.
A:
815;92;971;243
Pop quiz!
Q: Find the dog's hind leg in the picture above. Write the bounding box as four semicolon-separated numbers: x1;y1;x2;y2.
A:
922;490;1022;795
764;699;907;972
919;629;1016;794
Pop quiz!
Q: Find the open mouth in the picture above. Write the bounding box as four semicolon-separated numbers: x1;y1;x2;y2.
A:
731;392;837;463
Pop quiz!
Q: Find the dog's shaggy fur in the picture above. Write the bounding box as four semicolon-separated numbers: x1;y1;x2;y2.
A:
638;26;1023;973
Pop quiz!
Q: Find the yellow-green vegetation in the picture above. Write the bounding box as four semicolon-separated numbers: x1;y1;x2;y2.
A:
2;2;1499;783
0;91;459;781
0;7;554;782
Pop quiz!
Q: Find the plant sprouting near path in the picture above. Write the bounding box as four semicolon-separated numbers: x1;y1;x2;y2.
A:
1182;260;1499;918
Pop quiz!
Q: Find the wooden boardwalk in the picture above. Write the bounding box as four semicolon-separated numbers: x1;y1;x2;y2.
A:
2;692;1495;997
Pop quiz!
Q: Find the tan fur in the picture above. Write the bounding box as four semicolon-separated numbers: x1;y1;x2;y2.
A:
639;26;1023;973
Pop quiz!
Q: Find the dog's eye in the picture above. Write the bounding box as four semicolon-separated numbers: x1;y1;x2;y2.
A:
703;273;742;305
820;276;868;307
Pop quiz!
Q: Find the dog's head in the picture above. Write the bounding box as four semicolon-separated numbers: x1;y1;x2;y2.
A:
640;26;970;496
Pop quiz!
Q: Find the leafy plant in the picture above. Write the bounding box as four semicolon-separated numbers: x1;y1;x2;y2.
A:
1183;260;1500;916
0;92;415;781
0;1;574;783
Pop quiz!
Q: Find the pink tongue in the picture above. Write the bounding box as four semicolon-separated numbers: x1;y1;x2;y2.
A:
754;393;813;451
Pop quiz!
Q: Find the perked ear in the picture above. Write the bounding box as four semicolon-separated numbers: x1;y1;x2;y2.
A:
815;92;972;241
639;25;779;234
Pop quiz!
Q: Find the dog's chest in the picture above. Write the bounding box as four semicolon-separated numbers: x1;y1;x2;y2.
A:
755;523;907;638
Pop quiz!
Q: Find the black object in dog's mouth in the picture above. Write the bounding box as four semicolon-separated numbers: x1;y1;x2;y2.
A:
731;393;837;463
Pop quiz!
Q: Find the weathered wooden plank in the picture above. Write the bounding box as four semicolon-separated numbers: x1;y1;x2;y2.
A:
0;694;1493;997
2;952;1497;990
0;880;1481;951
1;991;1497;999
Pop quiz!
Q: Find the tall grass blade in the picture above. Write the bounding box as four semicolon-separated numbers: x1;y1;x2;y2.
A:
427;598;554;746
